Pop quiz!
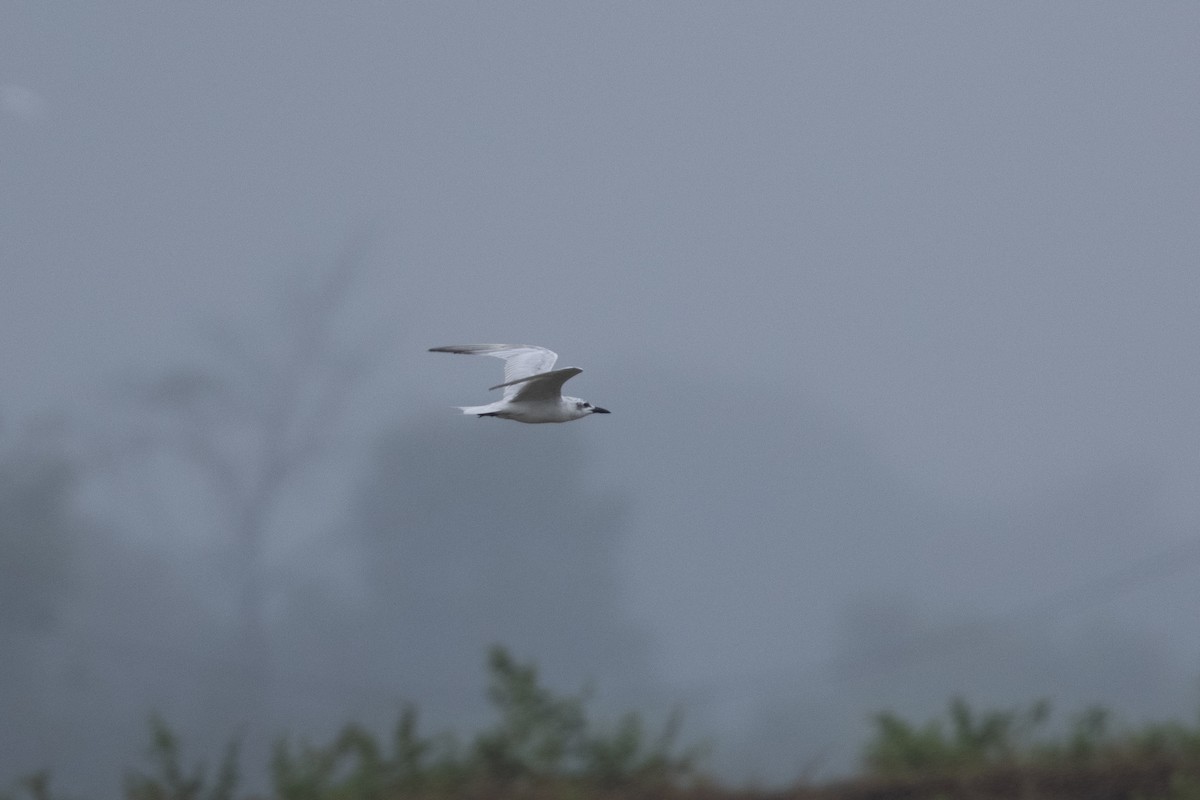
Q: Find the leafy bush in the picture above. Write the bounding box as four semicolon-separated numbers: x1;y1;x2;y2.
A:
471;645;589;784
272;707;467;800
864;696;1050;775
26;656;1200;799
864;696;1200;800
123;715;239;800
271;644;699;798
1034;706;1200;768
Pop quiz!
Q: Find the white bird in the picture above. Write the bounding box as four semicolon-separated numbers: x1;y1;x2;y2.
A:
428;344;610;423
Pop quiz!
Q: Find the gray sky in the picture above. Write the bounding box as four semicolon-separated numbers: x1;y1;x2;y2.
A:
4;1;1200;788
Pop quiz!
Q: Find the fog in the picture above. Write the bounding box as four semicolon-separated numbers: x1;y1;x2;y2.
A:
3;2;1199;793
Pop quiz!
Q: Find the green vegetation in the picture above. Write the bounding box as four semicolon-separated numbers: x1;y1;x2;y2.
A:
268;645;697;799
7;658;1200;800
858;697;1200;800
864;697;1200;776
124;715;240;800
0;645;694;800
864;696;1052;775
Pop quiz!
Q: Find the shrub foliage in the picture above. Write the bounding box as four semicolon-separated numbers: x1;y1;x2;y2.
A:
9;656;1200;800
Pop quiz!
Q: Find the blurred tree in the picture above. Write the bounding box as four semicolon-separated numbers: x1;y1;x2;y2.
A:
339;415;659;730
109;235;383;716
0;422;80;637
0;419;89;782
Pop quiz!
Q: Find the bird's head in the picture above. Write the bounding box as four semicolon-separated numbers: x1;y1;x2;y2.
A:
572;399;610;416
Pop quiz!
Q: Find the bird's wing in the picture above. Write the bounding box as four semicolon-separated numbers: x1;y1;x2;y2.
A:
429;344;559;399
499;367;583;402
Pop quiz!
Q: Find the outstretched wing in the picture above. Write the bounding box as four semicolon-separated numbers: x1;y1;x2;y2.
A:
428;344;560;399
493;367;582;402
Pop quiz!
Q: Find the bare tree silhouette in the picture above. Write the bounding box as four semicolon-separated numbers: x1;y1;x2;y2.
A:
110;234;384;715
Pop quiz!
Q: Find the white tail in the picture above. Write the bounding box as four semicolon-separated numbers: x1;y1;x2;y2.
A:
457;403;501;416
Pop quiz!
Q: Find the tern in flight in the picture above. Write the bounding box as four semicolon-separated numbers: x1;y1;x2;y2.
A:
428;344;611;423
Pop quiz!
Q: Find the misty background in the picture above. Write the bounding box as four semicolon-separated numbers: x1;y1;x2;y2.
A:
3;2;1200;793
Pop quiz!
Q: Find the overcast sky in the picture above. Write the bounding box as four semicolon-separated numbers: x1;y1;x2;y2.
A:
4;2;1200;788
